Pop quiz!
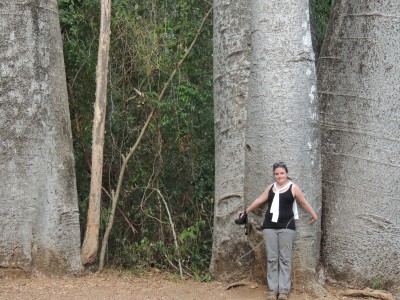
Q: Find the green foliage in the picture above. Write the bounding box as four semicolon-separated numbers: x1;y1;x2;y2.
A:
178;219;212;273
310;0;335;52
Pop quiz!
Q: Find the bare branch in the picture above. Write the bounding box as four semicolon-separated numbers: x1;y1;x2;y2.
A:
116;206;138;235
150;187;183;278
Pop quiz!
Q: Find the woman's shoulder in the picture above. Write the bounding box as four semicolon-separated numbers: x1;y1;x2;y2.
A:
290;183;303;195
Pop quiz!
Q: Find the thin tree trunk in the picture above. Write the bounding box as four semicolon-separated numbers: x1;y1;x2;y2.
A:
98;110;153;271
81;0;112;265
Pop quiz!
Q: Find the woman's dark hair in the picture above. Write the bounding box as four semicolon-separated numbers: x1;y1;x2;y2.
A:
273;162;288;173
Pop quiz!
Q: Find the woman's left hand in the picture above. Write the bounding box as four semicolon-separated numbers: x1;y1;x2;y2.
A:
308;216;318;224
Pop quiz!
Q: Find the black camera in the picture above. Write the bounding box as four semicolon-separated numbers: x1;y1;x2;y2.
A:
234;212;247;225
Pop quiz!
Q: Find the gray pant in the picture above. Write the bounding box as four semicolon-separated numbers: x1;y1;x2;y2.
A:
263;229;296;294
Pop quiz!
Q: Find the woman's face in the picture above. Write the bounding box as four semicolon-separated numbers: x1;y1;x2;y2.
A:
274;167;288;185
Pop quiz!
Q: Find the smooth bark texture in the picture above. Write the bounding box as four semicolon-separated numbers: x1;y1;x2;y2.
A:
318;0;400;290
211;0;321;284
0;0;82;273
210;0;252;280
81;0;111;265
245;0;321;286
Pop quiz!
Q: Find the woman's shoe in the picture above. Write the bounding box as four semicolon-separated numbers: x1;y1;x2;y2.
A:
267;293;277;300
278;293;288;300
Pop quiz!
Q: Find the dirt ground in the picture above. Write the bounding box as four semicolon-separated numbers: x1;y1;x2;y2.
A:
0;268;397;300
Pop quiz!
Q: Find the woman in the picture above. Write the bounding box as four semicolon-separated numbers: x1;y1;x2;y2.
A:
238;162;318;300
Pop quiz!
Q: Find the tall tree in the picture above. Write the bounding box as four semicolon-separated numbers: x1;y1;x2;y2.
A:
0;0;82;273
244;0;321;285
210;0;252;280
81;0;112;265
318;0;400;290
211;0;321;284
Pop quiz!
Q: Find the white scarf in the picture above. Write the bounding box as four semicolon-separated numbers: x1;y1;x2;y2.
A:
270;181;299;223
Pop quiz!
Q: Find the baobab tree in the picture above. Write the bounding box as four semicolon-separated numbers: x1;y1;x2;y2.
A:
244;0;321;285
210;0;252;280
318;0;400;290
212;0;321;285
0;1;82;273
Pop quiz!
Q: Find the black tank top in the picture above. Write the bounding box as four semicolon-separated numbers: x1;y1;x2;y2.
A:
262;184;296;230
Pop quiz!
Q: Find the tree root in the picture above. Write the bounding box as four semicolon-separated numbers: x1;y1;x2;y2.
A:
226;281;248;290
342;288;395;300
226;281;259;290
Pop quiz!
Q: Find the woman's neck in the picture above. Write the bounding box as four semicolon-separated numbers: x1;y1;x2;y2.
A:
275;180;289;189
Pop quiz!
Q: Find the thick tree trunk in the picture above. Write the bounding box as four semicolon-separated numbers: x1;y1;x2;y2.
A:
81;0;112;265
211;0;321;285
0;0;82;273
210;0;252;280
245;0;321;286
318;0;400;291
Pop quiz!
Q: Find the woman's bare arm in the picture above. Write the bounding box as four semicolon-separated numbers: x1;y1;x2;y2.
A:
239;184;272;216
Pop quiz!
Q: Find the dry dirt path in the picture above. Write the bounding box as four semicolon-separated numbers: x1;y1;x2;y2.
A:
0;269;394;300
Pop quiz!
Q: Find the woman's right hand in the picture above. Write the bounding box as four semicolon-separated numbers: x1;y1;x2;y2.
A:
238;211;246;218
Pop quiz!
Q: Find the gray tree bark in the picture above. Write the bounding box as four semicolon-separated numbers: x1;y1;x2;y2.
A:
318;0;400;291
244;0;321;286
0;0;82;273
210;0;252;280
211;0;321;284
